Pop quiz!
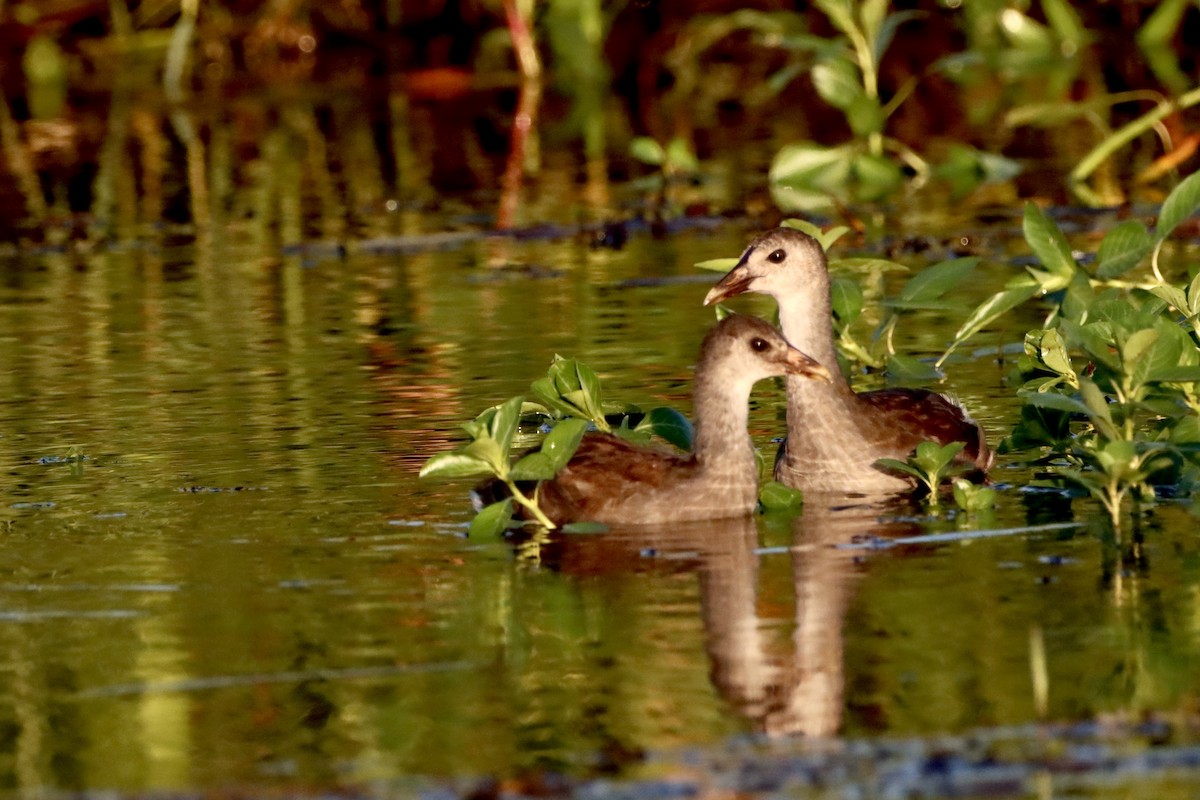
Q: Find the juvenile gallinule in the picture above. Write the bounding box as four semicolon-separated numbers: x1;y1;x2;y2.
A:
533;314;830;525
704;227;992;495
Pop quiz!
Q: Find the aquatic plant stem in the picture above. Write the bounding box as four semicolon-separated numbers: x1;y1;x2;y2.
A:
1070;85;1200;187
503;478;556;529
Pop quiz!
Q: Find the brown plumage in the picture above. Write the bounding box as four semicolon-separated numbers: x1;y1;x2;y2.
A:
704;227;992;495
531;314;830;526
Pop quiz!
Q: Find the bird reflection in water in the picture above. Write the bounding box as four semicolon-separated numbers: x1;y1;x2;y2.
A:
518;495;920;738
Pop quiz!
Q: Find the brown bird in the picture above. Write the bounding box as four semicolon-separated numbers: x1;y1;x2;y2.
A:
704;227;992;495
532;314;830;526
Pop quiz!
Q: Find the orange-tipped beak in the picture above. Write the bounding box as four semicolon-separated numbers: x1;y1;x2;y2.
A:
785;348;832;382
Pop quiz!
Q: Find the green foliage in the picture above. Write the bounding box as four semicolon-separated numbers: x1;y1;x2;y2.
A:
990;174;1200;529
421;396;583;530
952;478;996;516
876;441;969;505
758;480;805;514
531;355;612;433
424;356;699;533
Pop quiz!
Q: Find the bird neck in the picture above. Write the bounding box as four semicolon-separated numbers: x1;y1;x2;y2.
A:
691;370;758;476
777;277;842;372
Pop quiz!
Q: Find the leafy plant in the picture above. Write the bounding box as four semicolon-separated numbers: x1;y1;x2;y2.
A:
876;440;968;505
952;478;996;516
420;396;588;531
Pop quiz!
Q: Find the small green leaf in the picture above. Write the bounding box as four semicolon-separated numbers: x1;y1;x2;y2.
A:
510;451;556;481
939;277;1041;365
875;457;924;480
851;152;904;199
465;438;508;475
895;257;979;305
1148;283;1189;314
695;257;740;273
540;418;589;472
886;354;942;381
1156;169;1200;243
759;480;805;513
769;142;854;192
561;521;609;534
629;136;665;166
488;395;524;451
419;451;494;480
830;277;864;324
634;406;695;451
1019;389;1092;418
469;499;514;538
575;361;605;419
953;478;996;512
811;56;859;113
914;440;965;473
665;137;700;174
1096;219;1153;278
1023;203;1077;286
1038;328;1075;377
781;219;850;250
1079;379;1119;440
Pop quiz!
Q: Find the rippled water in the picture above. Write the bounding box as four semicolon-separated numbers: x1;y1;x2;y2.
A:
3;219;1200;796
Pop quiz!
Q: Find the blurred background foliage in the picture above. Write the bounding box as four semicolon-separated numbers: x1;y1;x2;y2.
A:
1;0;1199;244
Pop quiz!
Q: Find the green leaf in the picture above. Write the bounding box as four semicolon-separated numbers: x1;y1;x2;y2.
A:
629;136;665;166
914;440;965;472
886;354;942;381
830;277;864;324
851;152;904;199
874;457;924;480
488;395;524;451
1023;203;1077;286
812;55;863;111
1019;389;1092;418
873;10;922;67
575;361;605;419
665;137;700;174
465;438;508;475
634;406;695;451
1042;0;1089;49
695;257;740;273
1148;283;1189;314
1079;379;1119;440
469;499;513;538
781;219;851;250
759;480;805;513
769;142;854;191
510;451;556;481
1036;328;1074;377
540;418;589;472
846;95;886;138
895;257;979;305
1156;168;1200;242
952;478;996;512
940;277;1041;364
1123;327;1160;372
561;521;609;534
419;451;495;480
1096;219;1153;278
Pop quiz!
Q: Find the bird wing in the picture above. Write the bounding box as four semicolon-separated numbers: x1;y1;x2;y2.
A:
536;433;695;524
859;388;992;470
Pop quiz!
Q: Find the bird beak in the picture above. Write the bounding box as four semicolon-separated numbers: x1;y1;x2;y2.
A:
703;264;755;306
785;348;832;382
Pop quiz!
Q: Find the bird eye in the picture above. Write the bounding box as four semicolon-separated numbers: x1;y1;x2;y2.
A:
767;249;786;264
750;337;770;352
